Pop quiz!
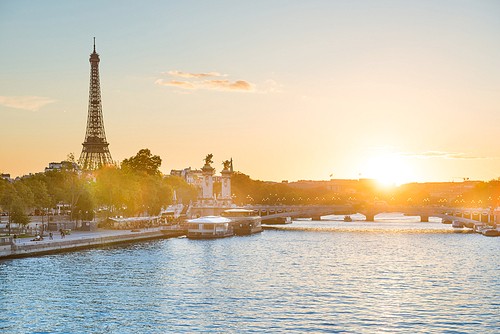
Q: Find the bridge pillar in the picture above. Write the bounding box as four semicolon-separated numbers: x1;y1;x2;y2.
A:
364;214;375;222
420;215;429;222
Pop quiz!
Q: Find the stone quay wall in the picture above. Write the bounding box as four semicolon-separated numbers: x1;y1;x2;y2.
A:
0;230;183;260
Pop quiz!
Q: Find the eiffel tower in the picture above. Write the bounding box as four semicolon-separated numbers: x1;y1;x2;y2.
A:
79;38;113;170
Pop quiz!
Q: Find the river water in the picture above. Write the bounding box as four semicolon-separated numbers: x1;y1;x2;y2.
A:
1;214;499;333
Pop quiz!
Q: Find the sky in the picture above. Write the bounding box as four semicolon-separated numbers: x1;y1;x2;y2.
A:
1;0;500;185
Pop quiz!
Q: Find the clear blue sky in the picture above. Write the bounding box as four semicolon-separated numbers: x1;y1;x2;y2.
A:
1;0;500;184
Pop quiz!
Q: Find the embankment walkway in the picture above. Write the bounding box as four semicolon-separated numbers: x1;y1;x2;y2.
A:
0;227;185;260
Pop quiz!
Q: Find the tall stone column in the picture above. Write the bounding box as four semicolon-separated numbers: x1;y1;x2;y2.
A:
221;169;231;201
202;166;215;199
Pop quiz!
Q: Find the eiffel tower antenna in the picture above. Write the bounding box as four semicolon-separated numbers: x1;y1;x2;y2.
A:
78;38;113;170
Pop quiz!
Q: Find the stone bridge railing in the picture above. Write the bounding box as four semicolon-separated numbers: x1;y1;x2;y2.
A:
247;205;499;223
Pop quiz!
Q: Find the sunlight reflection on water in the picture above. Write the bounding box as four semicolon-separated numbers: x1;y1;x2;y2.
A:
1;215;499;333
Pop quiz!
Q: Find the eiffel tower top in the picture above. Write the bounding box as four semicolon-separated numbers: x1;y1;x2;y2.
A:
90;37;100;63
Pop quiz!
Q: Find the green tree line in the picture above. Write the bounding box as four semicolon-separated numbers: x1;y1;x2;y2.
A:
230;172;500;208
3;150;500;229
0;149;198;225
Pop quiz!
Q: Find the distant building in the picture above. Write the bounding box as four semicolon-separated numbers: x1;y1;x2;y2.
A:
1;174;13;182
288;179;360;194
400;181;480;200
45;161;79;173
170;167;204;192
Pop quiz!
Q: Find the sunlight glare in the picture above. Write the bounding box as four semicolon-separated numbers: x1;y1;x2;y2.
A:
362;154;413;186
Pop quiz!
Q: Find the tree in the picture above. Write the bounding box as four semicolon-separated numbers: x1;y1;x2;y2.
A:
139;175;173;216
122;149;162;176
74;186;96;221
19;174;51;213
10;198;30;234
163;176;198;204
95;166;126;217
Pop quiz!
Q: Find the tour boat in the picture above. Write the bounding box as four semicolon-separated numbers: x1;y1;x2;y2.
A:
221;209;262;235
186;216;233;239
451;221;464;228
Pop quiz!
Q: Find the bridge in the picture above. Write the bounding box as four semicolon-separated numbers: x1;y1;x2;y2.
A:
186;203;499;225
250;205;499;225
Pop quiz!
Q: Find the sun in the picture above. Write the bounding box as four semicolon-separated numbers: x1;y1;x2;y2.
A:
362;154;414;186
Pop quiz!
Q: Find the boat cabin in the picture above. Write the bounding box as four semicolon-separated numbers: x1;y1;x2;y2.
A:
187;216;233;239
221;209;263;235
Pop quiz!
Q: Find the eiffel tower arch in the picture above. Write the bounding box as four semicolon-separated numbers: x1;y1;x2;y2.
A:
79;38;113;170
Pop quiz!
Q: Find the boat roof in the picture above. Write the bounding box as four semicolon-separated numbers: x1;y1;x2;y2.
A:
188;216;231;224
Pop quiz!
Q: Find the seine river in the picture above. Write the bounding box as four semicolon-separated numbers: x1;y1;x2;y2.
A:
1;214;499;333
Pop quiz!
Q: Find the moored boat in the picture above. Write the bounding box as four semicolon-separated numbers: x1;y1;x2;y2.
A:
187;216;233;239
451;221;464;228
473;223;487;233
463;221;475;229
482;228;500;237
343;216;353;222
265;216;292;225
221;209;262;235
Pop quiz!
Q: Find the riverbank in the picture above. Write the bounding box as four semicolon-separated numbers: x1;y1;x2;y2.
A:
0;227;185;260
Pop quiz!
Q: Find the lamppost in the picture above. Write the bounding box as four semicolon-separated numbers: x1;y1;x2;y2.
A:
8;206;11;236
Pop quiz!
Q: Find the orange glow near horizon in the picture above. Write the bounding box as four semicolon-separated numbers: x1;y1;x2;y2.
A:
362;154;414;186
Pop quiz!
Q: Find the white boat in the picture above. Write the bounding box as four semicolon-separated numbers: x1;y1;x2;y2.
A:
187;216;233;239
221;209;262;235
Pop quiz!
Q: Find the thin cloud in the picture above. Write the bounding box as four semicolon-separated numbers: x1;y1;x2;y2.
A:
0;95;57;111
261;79;284;93
161;71;226;78
156;79;196;89
400;151;493;160
204;79;253;91
155;78;254;92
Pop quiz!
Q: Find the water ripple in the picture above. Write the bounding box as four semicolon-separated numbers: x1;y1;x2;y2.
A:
1;223;499;333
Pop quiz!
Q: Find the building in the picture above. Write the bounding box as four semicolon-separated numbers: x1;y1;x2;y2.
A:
400;181;481;200
170;167;204;191
45;161;79;173
287;179;360;194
